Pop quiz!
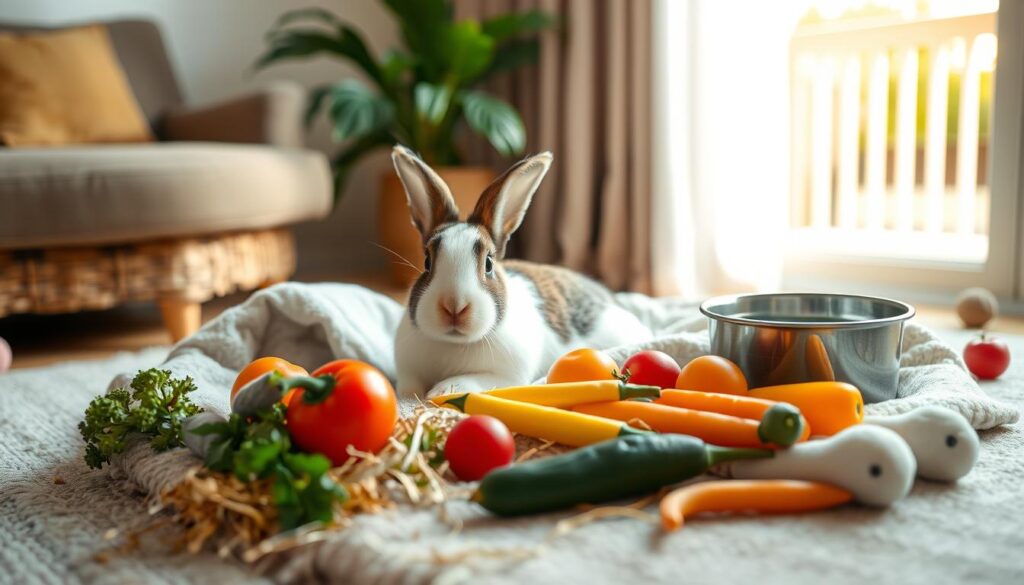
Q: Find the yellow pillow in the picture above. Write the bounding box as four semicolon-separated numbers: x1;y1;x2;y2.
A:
0;25;153;146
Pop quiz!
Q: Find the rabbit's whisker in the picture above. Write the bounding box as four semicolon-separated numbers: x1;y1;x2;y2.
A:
371;242;423;275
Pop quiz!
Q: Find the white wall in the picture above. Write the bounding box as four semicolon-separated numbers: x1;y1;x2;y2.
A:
0;0;400;276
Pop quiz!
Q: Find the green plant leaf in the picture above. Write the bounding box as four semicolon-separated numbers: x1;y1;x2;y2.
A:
256;26;384;89
380;50;415;87
461;90;526;156
481;9;556;42
381;0;452;80
414;82;452;124
304;84;333;128
443;21;495;82
327;79;395;141
271;7;341;28
256;30;344;67
482;39;541;80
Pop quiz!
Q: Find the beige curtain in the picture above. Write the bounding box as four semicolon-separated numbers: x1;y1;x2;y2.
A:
456;0;653;293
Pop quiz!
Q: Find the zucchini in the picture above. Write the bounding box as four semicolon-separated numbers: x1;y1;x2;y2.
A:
473;434;771;516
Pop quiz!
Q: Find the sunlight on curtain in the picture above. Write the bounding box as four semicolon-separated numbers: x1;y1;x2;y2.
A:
651;0;804;298
650;0;696;298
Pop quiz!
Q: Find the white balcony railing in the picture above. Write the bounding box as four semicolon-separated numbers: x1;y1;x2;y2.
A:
788;12;997;265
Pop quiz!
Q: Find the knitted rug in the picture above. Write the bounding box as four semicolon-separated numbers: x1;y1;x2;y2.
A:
1;284;1021;583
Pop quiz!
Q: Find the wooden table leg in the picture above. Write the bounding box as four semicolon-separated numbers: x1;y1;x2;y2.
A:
158;298;201;342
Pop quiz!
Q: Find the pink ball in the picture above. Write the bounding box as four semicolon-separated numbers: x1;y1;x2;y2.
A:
0;337;10;373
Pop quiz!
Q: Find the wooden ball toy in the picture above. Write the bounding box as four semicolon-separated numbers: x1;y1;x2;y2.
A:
955;287;998;328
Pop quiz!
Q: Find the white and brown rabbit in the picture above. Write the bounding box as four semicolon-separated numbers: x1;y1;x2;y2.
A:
391;145;652;399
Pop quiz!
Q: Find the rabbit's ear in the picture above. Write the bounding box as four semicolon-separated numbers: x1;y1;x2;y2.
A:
469;152;552;257
392;145;459;242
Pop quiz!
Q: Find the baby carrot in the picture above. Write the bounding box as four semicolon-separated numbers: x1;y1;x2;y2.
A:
660;480;853;531
571;401;804;448
656;390;811;442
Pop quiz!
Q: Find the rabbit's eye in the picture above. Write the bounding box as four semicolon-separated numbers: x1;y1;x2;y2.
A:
423;253;432;272
484;255;494;275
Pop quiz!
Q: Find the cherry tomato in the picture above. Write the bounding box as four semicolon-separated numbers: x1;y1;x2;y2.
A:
285;359;398;466
676;355;748;394
547;348;619;383
231;357;308;406
964;335;1010;380
444;415;515;481
622;350;681;389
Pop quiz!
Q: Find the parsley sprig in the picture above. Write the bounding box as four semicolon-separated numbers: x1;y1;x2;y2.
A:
78;369;203;469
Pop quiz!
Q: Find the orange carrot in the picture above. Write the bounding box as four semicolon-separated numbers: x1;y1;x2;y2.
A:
748;382;863;436
572;401;784;448
660;480;853;531
656;389;811;442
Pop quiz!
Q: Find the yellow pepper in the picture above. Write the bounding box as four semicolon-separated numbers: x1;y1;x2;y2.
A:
430;380;660;409
434;392;647;447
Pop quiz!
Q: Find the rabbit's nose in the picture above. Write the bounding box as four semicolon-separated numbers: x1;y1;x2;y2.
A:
439;298;472;326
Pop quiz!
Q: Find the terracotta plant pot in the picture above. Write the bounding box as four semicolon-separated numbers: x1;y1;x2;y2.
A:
378;166;495;287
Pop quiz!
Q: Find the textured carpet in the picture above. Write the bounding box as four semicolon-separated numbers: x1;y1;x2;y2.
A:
1;328;1022;584
0;348;263;585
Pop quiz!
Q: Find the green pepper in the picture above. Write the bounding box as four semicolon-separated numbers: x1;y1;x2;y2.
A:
473;434;772;516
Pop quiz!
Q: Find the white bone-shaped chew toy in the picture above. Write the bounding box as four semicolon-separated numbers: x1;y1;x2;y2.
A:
229;372;281;415
864;406;979;482
716;424;916;507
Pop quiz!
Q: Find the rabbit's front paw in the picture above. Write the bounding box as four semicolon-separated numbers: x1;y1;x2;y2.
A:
426;382;466;400
425;374;521;400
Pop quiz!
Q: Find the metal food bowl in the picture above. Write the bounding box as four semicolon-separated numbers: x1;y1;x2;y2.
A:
701;293;915;403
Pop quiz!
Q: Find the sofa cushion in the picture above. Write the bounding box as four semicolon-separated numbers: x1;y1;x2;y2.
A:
0;25;153;146
0;143;333;249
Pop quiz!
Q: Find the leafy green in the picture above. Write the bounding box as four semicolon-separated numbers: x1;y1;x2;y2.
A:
481;10;556;42
253;1;557;201
78;369;203;469
461;90;526;156
414;82;452;124
326;79;396;141
257;25;385;88
191;404;348;530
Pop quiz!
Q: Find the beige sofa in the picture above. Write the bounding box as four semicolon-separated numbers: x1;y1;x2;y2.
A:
0;20;332;340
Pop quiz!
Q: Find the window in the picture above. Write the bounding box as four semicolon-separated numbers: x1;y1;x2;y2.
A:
783;0;1023;300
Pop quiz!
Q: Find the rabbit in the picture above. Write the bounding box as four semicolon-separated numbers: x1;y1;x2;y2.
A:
391;145;652;399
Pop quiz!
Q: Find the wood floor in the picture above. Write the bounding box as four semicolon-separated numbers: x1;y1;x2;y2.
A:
2;272;1021;370
0;273;406;370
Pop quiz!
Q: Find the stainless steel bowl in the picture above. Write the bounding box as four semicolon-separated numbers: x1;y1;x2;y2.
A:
700;293;915;403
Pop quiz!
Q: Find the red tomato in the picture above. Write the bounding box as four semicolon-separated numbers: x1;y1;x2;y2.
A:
964;335;1010;380
444;415;515;481
285;359;398;466
622;350;681;388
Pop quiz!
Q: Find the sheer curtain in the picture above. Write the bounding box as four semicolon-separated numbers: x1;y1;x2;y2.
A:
457;0;800;298
456;0;655;293
651;0;803;299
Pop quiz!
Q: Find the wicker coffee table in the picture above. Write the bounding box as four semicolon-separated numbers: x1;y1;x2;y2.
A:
0;228;295;341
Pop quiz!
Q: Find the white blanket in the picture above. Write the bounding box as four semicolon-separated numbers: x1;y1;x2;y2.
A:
105;282;1020;583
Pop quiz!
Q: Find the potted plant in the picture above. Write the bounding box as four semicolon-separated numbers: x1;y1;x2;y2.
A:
256;1;556;284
